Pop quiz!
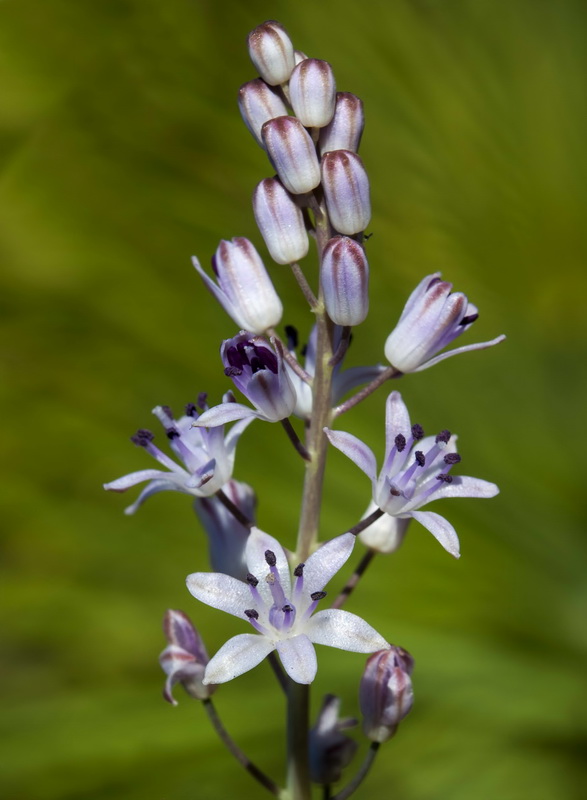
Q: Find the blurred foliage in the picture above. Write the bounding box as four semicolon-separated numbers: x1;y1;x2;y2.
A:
1;0;586;798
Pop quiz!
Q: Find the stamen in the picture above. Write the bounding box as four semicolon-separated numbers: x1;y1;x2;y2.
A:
244;609;259;619
435;429;451;445
131;429;154;446
246;573;259;587
282;604;294;613
444;453;461;465
311;591;327;601
265;550;277;567
436;473;453;483
293;563;305;577
411;424;424;440
390;486;402;497
197;392;208;409
224;366;243;377
415;451;425;467
161;405;174;419
460;312;479;326
394;434;406;452
185;402;198;417
166;429;180;440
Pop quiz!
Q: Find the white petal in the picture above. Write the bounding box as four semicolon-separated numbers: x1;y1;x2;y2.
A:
186;572;251;618
245;527;291;600
302;533;355;595
194;403;259;427
324;429;377;483
414;335;506;372
409;510;461;558
331;364;387;405
384;391;411;447
223;415;256;457
192;256;243;328
104;469;168;491
123;479;182;514
424;475;499;501
276;634;317;684
359;503;410;553
203;634;275;684
306;609;389;652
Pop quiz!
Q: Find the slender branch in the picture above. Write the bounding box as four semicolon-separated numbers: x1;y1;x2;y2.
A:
330;548;376;610
347;507;384;537
267;652;288;693
333;366;399;417
202;699;282;796
215;489;254;529
291;261;318;308
281;418;311;461
332;742;380;800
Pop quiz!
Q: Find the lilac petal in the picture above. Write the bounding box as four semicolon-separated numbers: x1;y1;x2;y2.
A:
185;457;216;490
423;475;499;501
306;609;389;652
245;527;291;600
396;273;442;324
409;510;461;558
194;402;259;427
123;479;182;514
414;335;506;372
223;416;255;456
302;533;355;596
276;634;317;684
204;633;275;684
384;391;411;464
186;572;252;618
332;364;387;404
104;469;168;492
324;429;377;483
192;256;242;327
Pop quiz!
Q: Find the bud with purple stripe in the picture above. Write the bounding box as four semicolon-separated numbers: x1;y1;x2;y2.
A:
247;20;295;86
321;236;369;325
321;150;371;235
159;609;215;704
319;92;365;155
238;79;288;148
262;116;321;195
253;177;309;265
289;58;337;128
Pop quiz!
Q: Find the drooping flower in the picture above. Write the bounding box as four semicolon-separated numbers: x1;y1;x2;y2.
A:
384;273;505;373
359;646;414;743
159;609;215;704
104;397;253;513
284;324;386;421
186;528;389;685
194;332;297;426
325;391;499;558
309;694;358;784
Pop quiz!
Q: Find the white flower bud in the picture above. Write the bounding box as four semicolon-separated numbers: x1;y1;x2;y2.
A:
319;92;365;155
360;647;414;743
253;177;309;264
247;20;295;86
321;150;371;235
262;116;321;195
321;236;369;325
238;79;288;147
289;58;337;128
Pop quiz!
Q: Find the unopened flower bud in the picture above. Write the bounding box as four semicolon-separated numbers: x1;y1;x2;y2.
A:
262;116;321;194
289;58;336;128
384;273;506;372
309;694;358;785
159;610;215;704
360;647;414;743
321;236;369;325
321;150;371;235
294;50;308;66
193;237;282;334
319;92;365;155
195;479;256;580
253;178;309;265
247;20;295;86
238;79;288;147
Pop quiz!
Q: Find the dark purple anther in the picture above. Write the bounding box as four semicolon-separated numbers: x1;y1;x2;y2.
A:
436;474;453;483
245;609;259;619
131;429;154;446
293;563;305;577
185;402;198;417
411;424;424;440
246;573;259;587
166;429;180;440
395;434;406;452
265;550;277;567
282;604;294;613
415;451;425;467
444;453;461;465
435;430;451;444
311;591;327;601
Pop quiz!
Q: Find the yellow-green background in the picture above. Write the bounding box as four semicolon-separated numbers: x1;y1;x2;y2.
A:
2;1;586;798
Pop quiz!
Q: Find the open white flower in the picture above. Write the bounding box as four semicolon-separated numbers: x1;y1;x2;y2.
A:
325;391;499;558
186;528;389;684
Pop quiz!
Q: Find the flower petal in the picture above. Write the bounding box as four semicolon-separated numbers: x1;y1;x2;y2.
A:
245;527;292;599
424;475;499;501
194;402;260;427
223;415;256;457
186;572;251;618
332;364;387;405
103;469;168;492
414;335;506;372
276;634;317;684
302;533;355;595
409;509;461;558
306;609;389;652
324;429;377;483
123;479;182;514
203;633;275;684
192;255;243;327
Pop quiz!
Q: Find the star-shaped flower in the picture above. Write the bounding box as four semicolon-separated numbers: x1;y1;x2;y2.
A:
186;528;389;684
325;391;499;558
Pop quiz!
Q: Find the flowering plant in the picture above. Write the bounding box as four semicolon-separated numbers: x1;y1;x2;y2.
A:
106;19;503;799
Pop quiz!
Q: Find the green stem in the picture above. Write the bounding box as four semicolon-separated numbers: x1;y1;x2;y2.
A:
333;742;380;800
286;681;311;800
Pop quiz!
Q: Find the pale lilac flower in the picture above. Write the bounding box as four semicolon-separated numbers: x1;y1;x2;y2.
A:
194;332;297;426
284;324;386;420
104;398;253;513
195;479;256;580
159;609;215;704
309;694;358;784
360;646;414;743
192;237;282;335
247;21;295;86
384;273;505;373
325;391;499;558
186;528;389;685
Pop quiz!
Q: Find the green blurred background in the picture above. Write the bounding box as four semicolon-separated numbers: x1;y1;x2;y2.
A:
2;0;586;798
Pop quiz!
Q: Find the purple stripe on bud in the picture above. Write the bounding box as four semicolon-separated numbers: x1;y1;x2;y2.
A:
238;79;288;147
320;150;371;235
359;646;414;743
321;236;369;326
247;20;295;86
262;116;321;195
253;178;309;265
289;58;337;128
319;92;365;156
